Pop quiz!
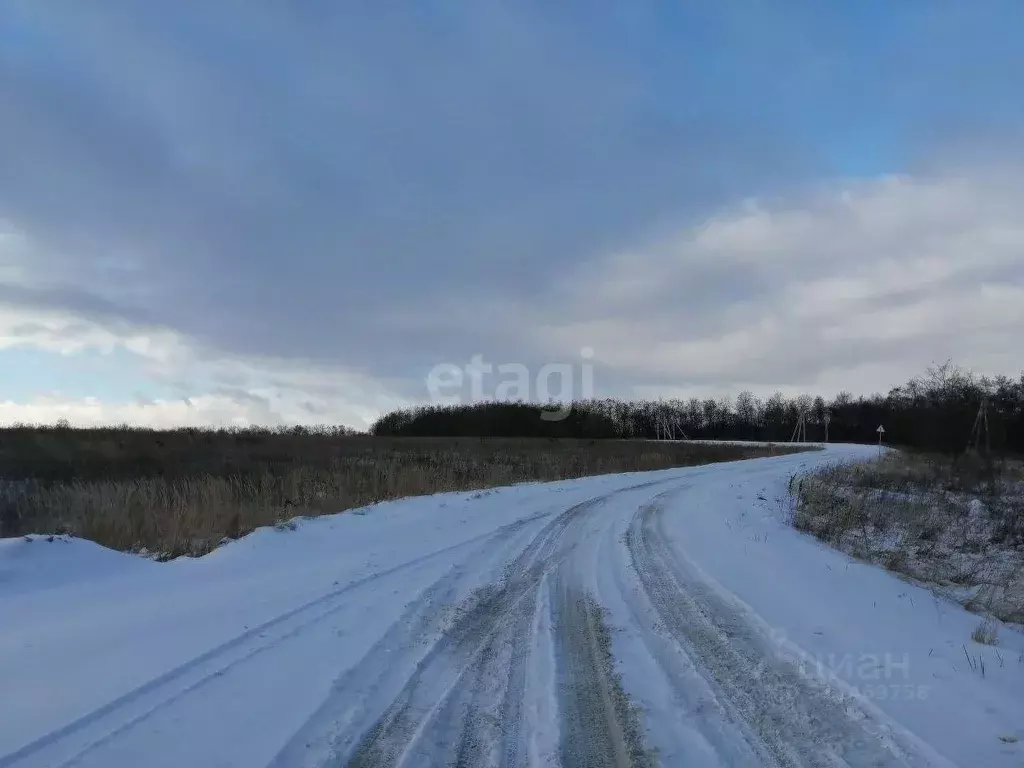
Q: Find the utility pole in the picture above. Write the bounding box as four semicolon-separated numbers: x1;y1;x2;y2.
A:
791;410;807;443
970;398;991;455
654;408;687;441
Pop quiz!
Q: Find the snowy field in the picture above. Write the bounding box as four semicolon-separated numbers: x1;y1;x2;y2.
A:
1;444;1021;767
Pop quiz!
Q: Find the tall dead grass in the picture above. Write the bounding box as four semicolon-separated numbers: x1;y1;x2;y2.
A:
3;436;804;557
792;450;1024;623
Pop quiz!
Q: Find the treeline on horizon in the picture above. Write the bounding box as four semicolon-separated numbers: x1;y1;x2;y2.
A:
371;364;1024;455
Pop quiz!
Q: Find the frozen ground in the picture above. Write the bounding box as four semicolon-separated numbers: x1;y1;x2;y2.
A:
1;444;1021;767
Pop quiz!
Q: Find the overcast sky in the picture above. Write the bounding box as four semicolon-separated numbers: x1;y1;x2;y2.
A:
1;1;1022;429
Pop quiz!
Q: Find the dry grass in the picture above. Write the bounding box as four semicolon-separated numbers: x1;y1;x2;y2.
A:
793;450;1024;623
972;618;1000;646
1;432;806;558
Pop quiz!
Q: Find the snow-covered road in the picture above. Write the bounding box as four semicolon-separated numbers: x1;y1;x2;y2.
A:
2;445;1022;767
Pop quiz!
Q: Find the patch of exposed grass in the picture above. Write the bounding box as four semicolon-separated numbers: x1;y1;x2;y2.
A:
793;450;1024;624
972;618;1000;646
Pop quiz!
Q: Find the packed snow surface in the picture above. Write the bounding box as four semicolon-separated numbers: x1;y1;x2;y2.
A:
2;444;1022;767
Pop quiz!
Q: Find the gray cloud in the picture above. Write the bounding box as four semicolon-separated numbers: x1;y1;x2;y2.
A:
552;171;1024;396
1;1;1023;415
0;4;834;370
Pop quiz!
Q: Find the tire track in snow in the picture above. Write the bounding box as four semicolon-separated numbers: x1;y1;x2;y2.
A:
271;499;581;768
625;490;936;768
550;581;654;768
311;493;608;767
276;478;674;768
0;512;552;768
521;572;560;768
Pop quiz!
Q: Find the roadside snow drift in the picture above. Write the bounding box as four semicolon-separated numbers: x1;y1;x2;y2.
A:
1;444;1021;767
